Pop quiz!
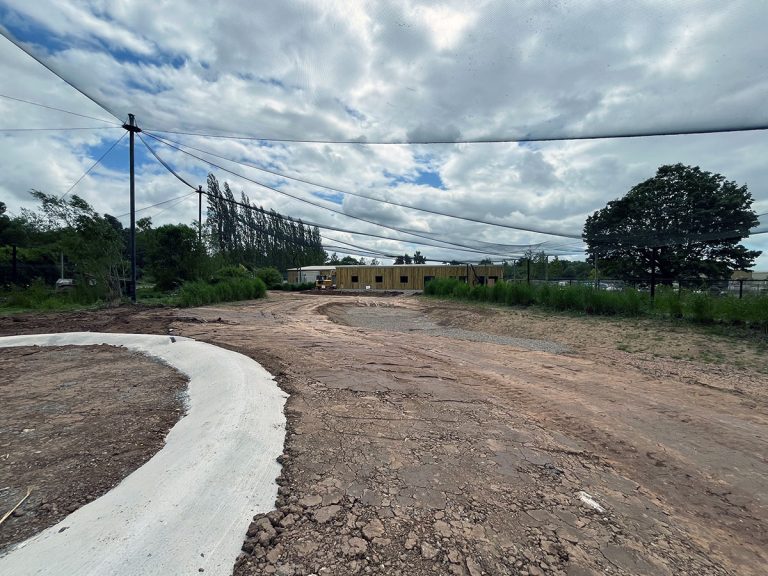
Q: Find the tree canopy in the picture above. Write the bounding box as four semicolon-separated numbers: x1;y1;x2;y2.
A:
583;164;760;284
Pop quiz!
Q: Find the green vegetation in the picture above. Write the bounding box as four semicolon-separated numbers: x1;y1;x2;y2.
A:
178;276;266;307
1;172;329;312
424;278;768;331
584;164;760;285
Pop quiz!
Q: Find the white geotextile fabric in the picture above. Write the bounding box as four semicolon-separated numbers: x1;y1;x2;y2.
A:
0;332;287;576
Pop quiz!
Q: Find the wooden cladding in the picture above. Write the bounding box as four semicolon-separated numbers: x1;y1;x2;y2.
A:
335;265;503;290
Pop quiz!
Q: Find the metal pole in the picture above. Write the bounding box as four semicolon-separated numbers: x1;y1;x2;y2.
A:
527;258;531;285
122;113;141;303
650;246;657;300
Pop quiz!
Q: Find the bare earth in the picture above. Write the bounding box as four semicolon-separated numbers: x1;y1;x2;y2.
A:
1;293;766;575
0;344;187;552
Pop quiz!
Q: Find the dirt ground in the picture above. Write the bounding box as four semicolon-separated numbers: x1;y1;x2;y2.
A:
2;293;767;575
0;344;187;552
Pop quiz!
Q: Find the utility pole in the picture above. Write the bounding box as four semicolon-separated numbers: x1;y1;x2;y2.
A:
197;185;203;242
122;114;141;302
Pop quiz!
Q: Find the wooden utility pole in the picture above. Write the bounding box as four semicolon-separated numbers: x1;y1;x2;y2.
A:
122;114;142;302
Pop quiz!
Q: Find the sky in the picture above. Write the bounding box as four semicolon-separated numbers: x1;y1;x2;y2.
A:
1;0;767;268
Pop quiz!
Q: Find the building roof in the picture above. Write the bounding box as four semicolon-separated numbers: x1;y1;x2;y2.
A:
333;264;502;268
286;266;336;271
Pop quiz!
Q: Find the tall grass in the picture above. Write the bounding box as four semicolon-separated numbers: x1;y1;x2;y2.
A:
424;278;768;330
178;276;266;307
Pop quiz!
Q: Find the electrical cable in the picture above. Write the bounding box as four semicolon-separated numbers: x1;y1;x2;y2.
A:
143;131;581;239
140;135;525;258
0;126;122;132
144;124;768;146
139;134;543;256
0;93;120;125
115;192;196;219
0;28;122;122
59;132;126;200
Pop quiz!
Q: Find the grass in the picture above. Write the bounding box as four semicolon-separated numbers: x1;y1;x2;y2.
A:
178;276;267;307
424;278;768;332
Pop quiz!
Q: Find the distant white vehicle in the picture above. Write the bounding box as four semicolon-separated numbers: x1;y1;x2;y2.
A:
55;278;75;291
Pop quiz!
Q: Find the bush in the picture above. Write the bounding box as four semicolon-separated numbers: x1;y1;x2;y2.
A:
255;266;284;289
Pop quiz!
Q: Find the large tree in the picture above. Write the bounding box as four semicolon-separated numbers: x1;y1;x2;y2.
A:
583;164;760;284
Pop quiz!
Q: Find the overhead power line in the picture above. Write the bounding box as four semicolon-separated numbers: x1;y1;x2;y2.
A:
139;134;547;256
115;192;197;219
144;124;768;146
0;29;122;122
139;137;533;258
144;131;581;239
60;132;126;200
0;93;120;125
0;126;122;132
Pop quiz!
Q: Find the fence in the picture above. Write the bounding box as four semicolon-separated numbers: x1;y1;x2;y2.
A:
521;277;768;299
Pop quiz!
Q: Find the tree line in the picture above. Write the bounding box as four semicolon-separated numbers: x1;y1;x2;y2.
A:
0;173;327;299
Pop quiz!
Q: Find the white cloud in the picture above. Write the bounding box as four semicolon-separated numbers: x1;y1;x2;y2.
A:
1;0;766;268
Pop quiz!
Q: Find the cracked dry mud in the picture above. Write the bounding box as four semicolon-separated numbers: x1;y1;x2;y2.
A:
173;293;767;576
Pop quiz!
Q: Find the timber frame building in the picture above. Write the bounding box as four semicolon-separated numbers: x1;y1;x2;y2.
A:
334;264;502;290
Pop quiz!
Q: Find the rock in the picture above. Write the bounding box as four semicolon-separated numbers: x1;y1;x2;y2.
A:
296;541;319;555
372;537;391;547
299;494;323;508
421;542;439;560
314;505;341;524
343;537;369;556
447;550;462;564
257;528;277;547
404;532;418;550
362;518;386;541
279;514;297;528
266;544;283;564
466;557;482;576
276;563;295;576
434;520;453;538
527;566;544;576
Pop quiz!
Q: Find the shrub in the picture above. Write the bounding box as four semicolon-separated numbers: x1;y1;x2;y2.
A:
255;266;284;289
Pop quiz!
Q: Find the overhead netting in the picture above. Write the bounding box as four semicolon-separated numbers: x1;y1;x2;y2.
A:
1;0;766;259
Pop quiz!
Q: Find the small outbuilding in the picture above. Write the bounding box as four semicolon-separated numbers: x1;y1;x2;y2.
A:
335;264;503;290
286;265;336;284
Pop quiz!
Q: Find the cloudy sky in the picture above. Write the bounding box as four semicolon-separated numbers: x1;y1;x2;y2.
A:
1;0;767;267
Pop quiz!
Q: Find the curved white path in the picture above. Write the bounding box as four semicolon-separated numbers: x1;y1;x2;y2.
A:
0;332;288;576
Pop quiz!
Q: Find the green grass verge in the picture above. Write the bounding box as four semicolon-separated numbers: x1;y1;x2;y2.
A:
424;278;768;332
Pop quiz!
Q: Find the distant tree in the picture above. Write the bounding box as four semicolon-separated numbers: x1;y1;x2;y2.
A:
146;224;206;290
327;252;341;264
19;191;126;298
584;164;760;284
413;251;427;264
339;256;360;265
370;258;380;266
478;258;493;265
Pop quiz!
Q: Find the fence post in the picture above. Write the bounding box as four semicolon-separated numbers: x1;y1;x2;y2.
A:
739;279;744;299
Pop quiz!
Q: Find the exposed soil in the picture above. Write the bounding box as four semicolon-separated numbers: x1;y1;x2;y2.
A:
172;293;767;576
2;294;767;575
0;344;187;552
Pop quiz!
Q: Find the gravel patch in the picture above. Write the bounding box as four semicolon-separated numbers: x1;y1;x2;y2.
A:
333;305;568;354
